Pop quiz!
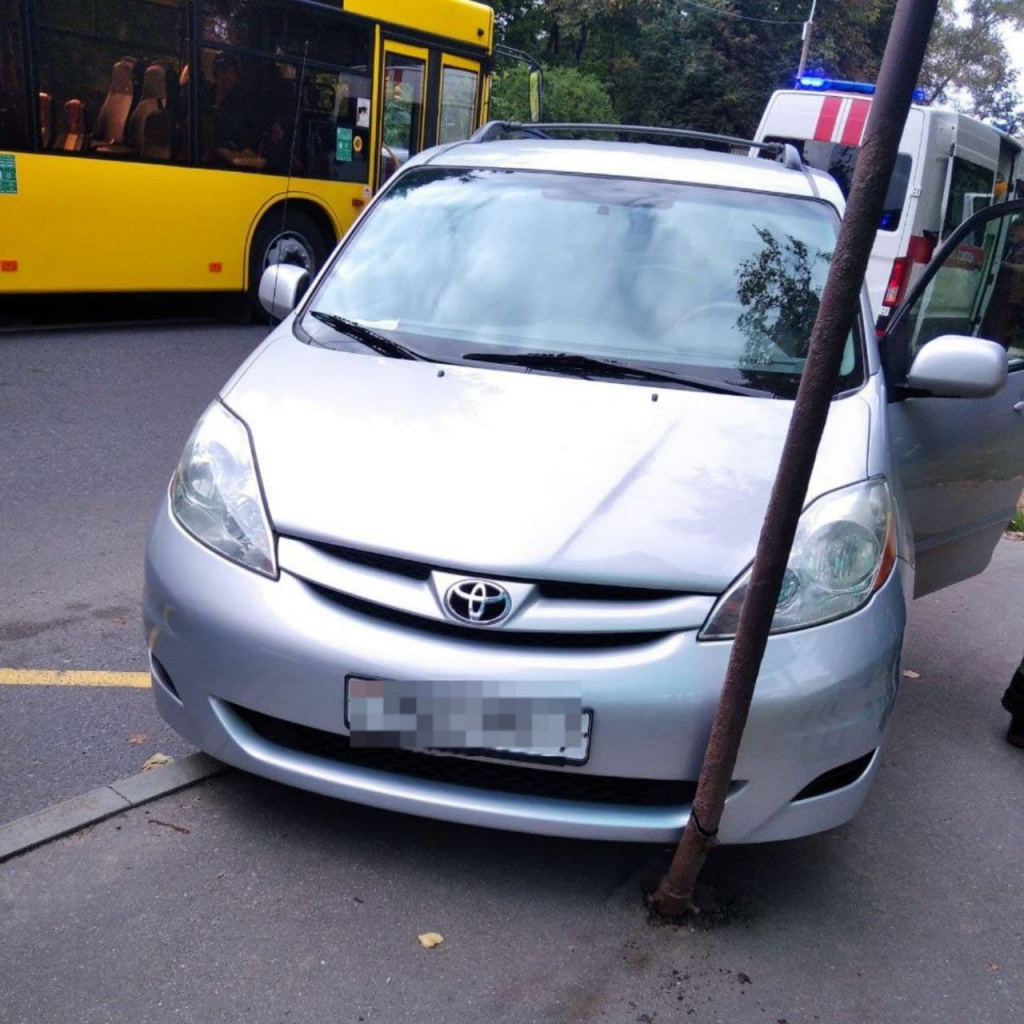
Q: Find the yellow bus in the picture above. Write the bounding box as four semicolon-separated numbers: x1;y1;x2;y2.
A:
0;0;493;303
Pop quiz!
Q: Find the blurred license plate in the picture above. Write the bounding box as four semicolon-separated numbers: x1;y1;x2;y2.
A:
346;678;590;764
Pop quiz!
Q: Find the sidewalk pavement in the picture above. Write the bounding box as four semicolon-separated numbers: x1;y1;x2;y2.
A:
2;539;1022;1024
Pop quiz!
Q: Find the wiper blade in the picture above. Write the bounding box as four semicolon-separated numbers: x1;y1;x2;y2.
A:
309;310;424;361
462;350;755;395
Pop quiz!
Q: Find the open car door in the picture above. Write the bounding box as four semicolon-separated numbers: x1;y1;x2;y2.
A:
884;198;1024;597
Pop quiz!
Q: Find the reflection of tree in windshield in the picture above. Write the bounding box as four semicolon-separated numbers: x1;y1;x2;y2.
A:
735;227;831;364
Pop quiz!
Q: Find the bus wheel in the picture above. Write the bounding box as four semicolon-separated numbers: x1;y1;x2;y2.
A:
248;208;333;320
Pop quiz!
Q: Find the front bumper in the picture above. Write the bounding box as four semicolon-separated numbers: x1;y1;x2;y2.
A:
144;500;908;843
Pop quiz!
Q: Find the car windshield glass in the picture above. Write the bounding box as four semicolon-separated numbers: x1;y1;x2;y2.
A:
302;167;862;397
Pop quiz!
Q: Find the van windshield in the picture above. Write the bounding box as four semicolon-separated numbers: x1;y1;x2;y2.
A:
303;167;863;398
764;137;912;233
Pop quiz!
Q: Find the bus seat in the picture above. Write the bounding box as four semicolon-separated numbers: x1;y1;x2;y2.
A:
91;59;136;147
39;92;54;148
142;109;172;161
58;99;87;152
126;64;169;154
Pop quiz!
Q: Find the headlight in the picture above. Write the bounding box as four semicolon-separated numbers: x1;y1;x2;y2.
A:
170;401;277;578
700;479;896;640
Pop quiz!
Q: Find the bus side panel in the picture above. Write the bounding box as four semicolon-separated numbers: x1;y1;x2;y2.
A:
0;154;360;294
345;0;493;49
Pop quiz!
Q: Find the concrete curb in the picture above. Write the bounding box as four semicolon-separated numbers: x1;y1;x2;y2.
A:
0;753;227;863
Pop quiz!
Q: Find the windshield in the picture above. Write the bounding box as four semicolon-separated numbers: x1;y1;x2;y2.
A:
302;167;862;398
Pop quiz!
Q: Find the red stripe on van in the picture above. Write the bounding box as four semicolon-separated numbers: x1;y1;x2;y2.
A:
906;234;937;264
813;96;842;141
841;99;871;145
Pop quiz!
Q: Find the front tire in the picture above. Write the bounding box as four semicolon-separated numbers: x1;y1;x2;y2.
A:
248;208;333;320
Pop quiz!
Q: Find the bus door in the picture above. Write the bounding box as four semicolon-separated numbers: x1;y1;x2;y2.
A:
378;41;428;187
435;54;482;147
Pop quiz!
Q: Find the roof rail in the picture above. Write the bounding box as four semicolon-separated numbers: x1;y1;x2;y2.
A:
467;121;804;171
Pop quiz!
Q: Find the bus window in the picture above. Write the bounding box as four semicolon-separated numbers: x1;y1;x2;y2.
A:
0;0;29;150
763;137;912;233
200;0;372;182
942;157;994;238
438;63;479;145
34;0;187;159
380;48;427;185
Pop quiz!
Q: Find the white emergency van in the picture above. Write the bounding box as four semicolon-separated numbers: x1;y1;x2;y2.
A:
754;78;1023;328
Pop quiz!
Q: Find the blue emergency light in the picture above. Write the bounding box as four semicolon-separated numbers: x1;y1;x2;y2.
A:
795;76;928;104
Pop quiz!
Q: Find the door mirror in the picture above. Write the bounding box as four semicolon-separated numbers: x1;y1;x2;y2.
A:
259;264;309;321
906;335;1008;398
529;69;544;123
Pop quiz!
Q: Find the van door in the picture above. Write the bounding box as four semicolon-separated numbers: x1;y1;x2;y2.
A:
885;199;1024;596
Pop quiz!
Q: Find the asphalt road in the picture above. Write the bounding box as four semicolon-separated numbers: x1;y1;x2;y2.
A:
0;317;268;821
1;541;1022;1023
1;313;1022;1022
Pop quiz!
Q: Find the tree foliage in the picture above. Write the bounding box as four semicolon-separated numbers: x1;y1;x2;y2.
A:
490;64;617;123
489;0;1023;135
920;0;1024;131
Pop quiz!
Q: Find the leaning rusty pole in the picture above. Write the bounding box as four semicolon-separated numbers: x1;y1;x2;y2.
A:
648;0;940;920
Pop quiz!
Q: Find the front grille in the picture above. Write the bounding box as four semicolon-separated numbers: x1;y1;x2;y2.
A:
292;536;690;602
235;705;703;808
308;583;673;649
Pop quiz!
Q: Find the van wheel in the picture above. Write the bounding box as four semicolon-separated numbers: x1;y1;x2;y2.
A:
248;209;333;320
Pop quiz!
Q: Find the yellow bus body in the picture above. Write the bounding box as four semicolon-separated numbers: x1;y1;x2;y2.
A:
1;153;362;293
0;0;494;296
346;0;494;48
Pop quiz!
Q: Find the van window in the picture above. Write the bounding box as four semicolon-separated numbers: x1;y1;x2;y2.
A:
942;156;994;238
764;137;912;233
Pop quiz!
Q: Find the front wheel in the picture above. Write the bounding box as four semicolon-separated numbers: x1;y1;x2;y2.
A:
248;208;333;320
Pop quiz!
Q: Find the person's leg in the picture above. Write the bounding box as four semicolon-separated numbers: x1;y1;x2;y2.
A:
1002;654;1024;747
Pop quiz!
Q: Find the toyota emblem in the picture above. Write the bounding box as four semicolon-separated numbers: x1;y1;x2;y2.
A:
444;580;512;626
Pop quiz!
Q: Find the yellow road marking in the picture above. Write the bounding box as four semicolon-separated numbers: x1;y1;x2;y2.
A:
0;668;150;688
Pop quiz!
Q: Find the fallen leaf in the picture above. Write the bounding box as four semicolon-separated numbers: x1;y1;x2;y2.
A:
988;963;1001;972
142;753;173;771
901;670;921;679
128;733;148;746
110;615;127;625
417;932;444;949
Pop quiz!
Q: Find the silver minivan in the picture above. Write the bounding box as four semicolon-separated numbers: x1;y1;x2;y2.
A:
144;130;1024;843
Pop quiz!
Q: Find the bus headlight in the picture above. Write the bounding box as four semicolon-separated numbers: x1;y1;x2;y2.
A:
700;479;896;640
170;401;277;578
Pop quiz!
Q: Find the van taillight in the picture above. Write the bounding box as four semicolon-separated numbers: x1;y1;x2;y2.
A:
883;258;909;307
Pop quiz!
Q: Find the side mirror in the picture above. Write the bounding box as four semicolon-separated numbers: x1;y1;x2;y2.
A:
258;264;309;321
906;335;1008;398
529;69;544;123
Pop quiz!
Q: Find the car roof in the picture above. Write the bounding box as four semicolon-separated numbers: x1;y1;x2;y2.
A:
415;138;844;207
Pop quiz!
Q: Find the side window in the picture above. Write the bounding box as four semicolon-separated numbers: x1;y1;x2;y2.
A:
438;64;479;145
0;0;29;150
901;212;1024;368
200;1;372;182
34;0;188;160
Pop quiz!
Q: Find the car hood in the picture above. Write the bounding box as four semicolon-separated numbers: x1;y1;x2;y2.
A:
224;335;871;593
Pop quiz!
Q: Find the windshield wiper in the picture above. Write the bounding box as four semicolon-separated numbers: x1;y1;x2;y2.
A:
309;310;425;361
461;350;758;396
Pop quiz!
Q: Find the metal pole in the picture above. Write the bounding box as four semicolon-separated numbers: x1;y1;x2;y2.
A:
647;0;939;921
796;0;818;78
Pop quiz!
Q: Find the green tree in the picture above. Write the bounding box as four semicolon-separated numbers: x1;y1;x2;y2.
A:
490;63;618;123
920;0;1024;130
